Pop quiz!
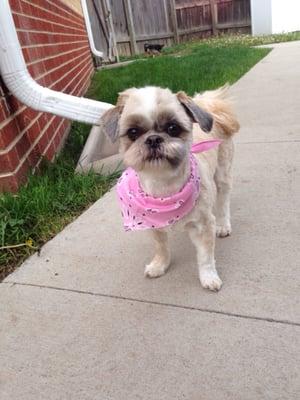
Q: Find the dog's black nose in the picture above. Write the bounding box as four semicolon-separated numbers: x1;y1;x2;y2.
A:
145;135;163;148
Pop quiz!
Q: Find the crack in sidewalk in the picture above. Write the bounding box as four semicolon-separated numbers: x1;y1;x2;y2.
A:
3;281;300;328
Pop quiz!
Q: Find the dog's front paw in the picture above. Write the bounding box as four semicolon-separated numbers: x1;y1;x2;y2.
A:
199;269;223;292
216;221;232;237
144;261;169;278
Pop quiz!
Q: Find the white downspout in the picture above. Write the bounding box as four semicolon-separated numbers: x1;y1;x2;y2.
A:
81;0;104;59
0;0;113;126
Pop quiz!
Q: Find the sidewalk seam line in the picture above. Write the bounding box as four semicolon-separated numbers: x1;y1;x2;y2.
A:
236;139;300;145
3;281;300;328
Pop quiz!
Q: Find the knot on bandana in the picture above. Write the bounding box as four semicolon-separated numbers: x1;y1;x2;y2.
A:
117;139;221;231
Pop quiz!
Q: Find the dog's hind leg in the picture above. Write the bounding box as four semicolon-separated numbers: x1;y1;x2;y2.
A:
214;138;234;237
145;230;171;278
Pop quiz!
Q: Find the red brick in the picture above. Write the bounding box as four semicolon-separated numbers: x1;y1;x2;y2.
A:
15;14;86;36
49;121;64;152
12;12;21;28
15;108;40;132
22;47;39;64
44;142;56;161
37;129;50;153
36;52;90;89
0;119;20;149
53;130;62;149
19;0;83;24
50;57;92;92
52;116;62;131
3;101;11;119
26;150;39;167
18;2;85;31
15;134;31;159
0;147;20;173
27;143;41;162
6;94;23;114
0;109;6;125
45;0;83;21
24;42;87;63
0;99;12;123
15;157;31;187
28;62;46;79
25;121;40;143
69;64;94;96
17;30;87;47
39;46;89;73
9;0;22;12
39;113;51;126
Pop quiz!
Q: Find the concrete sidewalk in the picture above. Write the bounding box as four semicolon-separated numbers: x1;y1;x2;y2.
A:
1;41;300;399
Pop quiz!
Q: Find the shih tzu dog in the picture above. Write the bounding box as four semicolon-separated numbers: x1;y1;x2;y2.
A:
100;86;239;291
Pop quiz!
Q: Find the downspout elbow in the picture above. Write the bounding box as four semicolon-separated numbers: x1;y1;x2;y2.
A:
0;0;113;126
4;69;112;125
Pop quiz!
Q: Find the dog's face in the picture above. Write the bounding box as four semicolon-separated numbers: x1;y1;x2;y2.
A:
100;87;213;173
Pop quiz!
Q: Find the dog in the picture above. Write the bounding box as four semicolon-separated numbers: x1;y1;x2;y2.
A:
100;85;239;291
144;43;164;56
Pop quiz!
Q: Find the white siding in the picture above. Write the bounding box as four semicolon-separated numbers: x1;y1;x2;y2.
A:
251;0;300;35
251;0;272;35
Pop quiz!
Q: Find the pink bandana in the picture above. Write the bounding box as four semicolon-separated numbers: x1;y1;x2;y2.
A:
117;139;221;231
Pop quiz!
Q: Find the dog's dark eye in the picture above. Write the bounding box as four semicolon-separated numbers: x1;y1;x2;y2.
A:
127;127;141;141
166;123;181;136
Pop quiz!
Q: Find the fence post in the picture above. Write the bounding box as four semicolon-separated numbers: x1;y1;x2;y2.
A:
103;0;119;62
209;0;218;36
170;0;179;44
163;0;170;33
123;0;138;55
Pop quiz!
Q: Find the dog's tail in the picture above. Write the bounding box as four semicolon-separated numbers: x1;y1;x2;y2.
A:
193;84;240;138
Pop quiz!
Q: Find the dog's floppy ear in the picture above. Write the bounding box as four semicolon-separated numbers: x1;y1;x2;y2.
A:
177;91;213;133
100;106;122;143
100;88;136;143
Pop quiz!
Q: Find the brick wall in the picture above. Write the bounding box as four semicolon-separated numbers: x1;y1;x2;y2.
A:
0;0;94;192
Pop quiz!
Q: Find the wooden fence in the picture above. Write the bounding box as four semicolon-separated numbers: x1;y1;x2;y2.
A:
88;0;251;59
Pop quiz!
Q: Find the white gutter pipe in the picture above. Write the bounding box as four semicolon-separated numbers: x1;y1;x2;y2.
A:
0;0;113;126
81;0;104;59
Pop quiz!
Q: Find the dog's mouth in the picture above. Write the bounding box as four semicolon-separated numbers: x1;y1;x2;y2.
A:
142;141;186;169
145;148;165;163
145;150;182;168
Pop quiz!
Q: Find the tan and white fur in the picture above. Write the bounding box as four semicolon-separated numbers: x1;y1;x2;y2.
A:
100;85;239;291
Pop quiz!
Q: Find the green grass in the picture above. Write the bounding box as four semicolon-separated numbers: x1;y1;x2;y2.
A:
0;35;272;280
119;31;300;62
89;45;270;104
0;123;119;280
